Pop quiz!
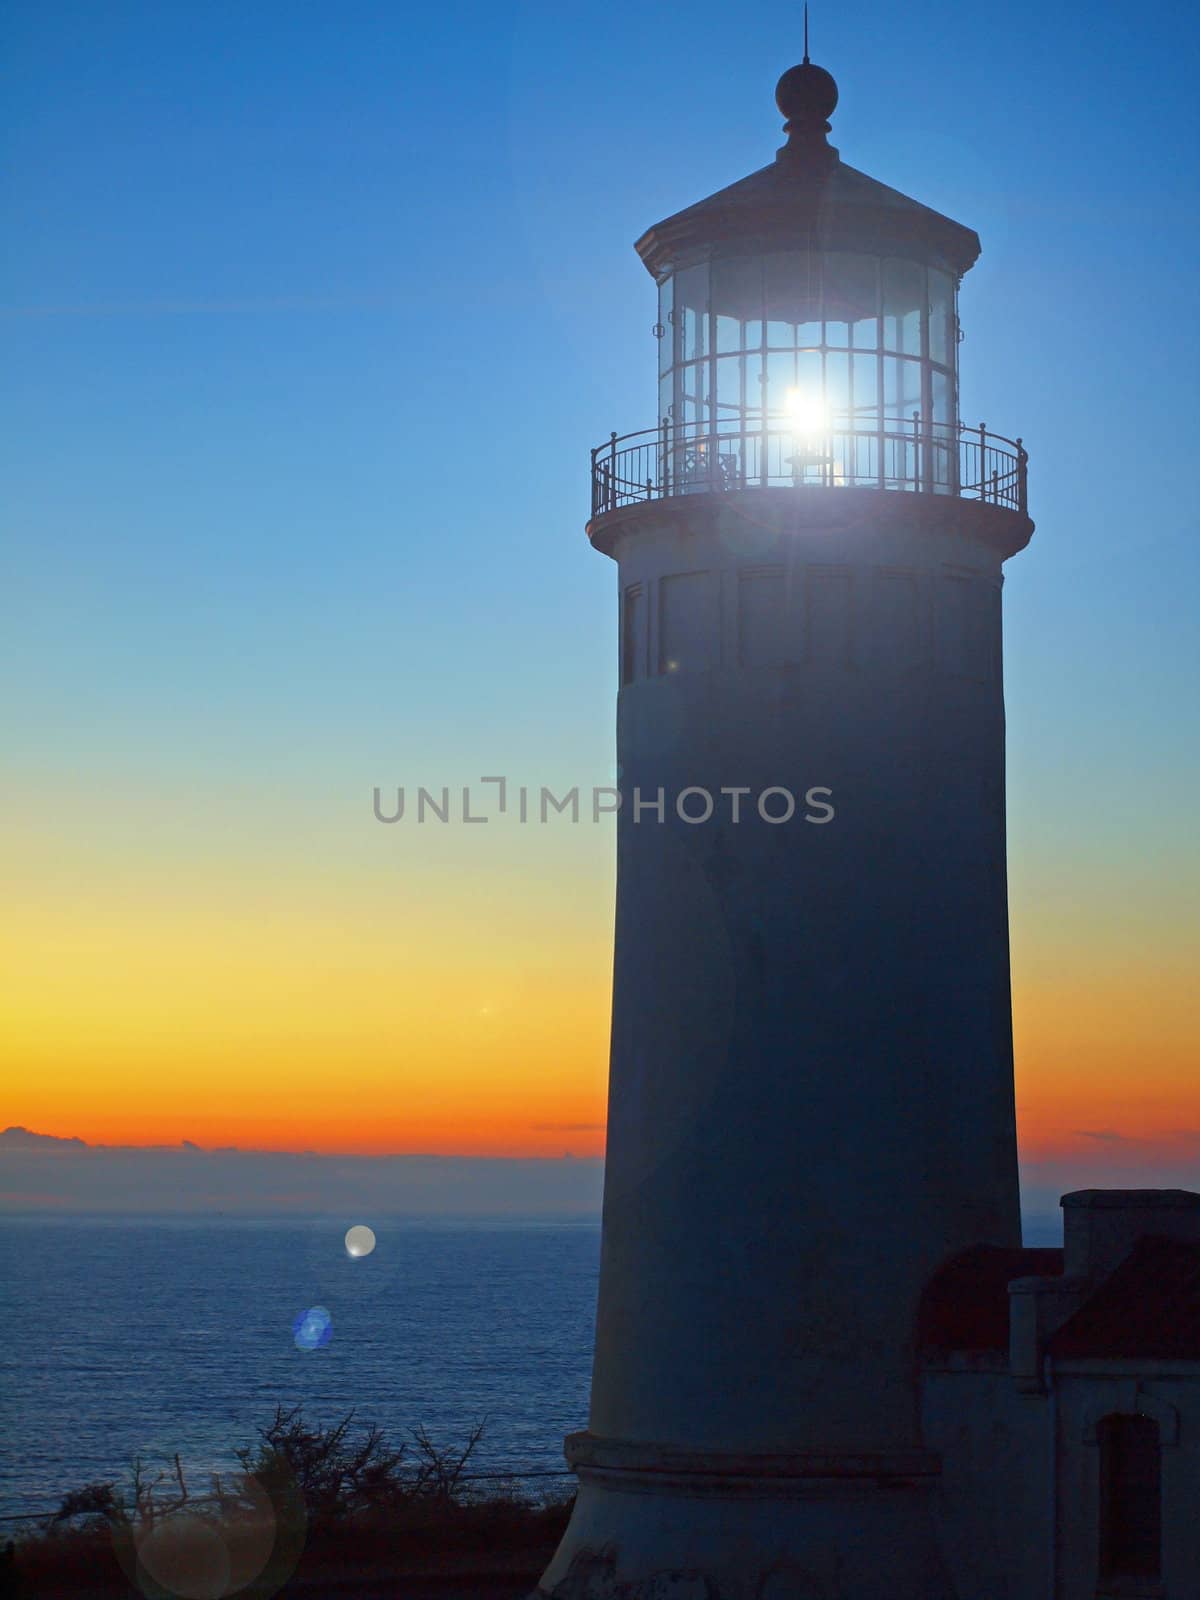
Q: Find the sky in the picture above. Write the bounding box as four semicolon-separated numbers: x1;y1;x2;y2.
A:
2;2;1198;1193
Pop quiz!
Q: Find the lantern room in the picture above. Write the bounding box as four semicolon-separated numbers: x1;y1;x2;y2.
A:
657;248;959;488
591;56;1027;518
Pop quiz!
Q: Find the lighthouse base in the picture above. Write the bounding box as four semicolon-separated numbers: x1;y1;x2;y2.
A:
533;1435;956;1600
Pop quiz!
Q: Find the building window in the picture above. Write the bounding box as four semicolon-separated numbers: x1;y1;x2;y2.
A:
1098;1413;1162;1583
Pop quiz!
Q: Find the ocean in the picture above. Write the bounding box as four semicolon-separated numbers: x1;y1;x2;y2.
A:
0;1215;600;1522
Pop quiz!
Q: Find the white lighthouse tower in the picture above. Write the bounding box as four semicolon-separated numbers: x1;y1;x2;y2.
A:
539;52;1033;1600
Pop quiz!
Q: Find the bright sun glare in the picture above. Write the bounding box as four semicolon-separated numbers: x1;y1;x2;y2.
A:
783;386;828;436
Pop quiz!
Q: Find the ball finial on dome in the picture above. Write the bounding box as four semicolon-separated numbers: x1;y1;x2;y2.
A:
775;61;839;134
775;4;837;158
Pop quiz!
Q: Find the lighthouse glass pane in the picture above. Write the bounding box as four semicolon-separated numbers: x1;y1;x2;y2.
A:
765;251;820;347
851;353;879;423
679;361;711;431
715;354;742;420
713;256;763;353
659;369;673;425
765;350;796;421
675;264;709;363
823;253;877;351
853;258;880;349
930;370;955;491
884;357;923;419
824;309;851;350
929;269;953;366
796;349;821;402
825;352;850;427
931;369;952;427
745;348;766;421
883;258;925;356
658;276;673;375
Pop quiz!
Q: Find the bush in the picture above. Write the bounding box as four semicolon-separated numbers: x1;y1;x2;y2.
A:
13;1408;575;1597
235;1403;487;1521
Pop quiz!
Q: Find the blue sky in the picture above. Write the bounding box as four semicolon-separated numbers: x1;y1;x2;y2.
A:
5;0;1196;783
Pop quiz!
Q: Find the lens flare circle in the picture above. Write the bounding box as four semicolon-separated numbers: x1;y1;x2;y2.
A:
343;1224;376;1258
135;1515;231;1600
291;1305;333;1351
113;1467;304;1600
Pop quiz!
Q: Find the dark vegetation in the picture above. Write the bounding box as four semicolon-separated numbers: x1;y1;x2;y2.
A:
4;1406;573;1598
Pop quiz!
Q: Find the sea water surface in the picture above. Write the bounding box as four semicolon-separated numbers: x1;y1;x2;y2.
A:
0;1215;600;1520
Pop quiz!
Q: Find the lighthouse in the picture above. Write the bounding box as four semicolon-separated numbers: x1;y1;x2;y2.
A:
538;50;1033;1600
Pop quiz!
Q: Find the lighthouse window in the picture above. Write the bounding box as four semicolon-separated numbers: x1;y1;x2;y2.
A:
825;352;850;425
929;270;954;366
765;249;820;348
744;349;765;420
764;350;794;418
1098;1414;1162;1582
823;252;879;351
713;255;762;353
676;265;709;362
795;349;820;408
884;357;923;421
716;355;742;417
931;370;952;428
660;251;960;469
679;360;711;432
851;353;878;419
930;371;954;491
883;258;924;356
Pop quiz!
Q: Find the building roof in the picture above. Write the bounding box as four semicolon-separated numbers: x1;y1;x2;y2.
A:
918;1244;1064;1354
634;156;982;281
1048;1235;1200;1361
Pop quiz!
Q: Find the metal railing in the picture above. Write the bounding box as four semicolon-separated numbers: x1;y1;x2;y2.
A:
590;416;1027;519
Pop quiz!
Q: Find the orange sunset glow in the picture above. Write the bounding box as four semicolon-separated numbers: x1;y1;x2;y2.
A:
5;818;1196;1167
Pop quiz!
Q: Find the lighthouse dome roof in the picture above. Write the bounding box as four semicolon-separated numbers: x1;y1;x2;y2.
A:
635;61;981;280
635;157;981;282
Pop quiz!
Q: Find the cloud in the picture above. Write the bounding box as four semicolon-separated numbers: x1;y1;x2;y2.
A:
1075;1129;1142;1145
0;1126;87;1149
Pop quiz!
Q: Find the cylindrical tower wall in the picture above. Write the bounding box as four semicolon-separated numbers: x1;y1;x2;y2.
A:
587;490;1021;1458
